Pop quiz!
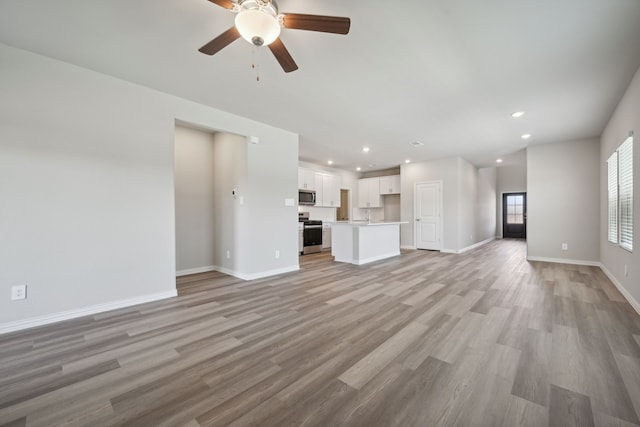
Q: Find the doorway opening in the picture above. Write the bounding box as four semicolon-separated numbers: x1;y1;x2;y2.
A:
502;192;527;239
337;189;349;221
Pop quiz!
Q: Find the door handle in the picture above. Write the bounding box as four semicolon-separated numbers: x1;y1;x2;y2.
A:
416;218;420;221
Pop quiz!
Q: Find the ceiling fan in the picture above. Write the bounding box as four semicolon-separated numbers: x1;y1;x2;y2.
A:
199;0;351;73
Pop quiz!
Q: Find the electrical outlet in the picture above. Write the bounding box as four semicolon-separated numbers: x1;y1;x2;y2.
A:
226;250;230;259
561;243;568;251
11;285;27;301
275;250;280;259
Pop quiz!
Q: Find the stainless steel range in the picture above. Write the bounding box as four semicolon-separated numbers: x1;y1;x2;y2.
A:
299;212;322;255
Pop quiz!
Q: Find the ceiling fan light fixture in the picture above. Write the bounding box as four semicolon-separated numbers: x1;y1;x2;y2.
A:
200;0;349;73
235;9;281;46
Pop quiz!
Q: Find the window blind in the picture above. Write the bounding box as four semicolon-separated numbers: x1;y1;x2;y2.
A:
619;136;633;251
607;151;618;244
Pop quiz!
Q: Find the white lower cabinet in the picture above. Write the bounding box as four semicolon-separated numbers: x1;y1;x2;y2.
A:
299;225;304;254
322;224;332;250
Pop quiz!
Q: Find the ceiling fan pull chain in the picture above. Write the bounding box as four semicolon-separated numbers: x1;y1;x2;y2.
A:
251;46;260;81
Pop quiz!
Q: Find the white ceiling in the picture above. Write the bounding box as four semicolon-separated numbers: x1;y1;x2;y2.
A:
1;0;640;171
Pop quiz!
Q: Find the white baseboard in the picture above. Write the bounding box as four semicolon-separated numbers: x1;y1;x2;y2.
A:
599;264;640;317
0;290;177;335
216;265;300;281
526;256;600;267
401;245;417;250
176;265;217;277
459;237;495;254
178;263;300;281
355;251;401;265
441;237;495;255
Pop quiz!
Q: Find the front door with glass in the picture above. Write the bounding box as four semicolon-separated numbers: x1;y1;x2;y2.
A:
503;192;526;239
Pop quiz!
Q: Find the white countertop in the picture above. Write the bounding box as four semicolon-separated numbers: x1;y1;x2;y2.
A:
332;221;407;226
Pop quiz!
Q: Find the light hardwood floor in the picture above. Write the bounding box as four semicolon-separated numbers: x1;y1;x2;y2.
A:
1;239;640;426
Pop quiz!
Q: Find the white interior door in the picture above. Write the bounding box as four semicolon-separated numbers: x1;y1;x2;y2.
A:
415;181;442;250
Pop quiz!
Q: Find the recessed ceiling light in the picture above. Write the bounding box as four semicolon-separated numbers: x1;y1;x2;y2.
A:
362;147;370;152
356;167;361;171
327;160;333;165
496;158;503;163
521;134;531;140
511;111;525;118
404;159;411;164
410;141;424;147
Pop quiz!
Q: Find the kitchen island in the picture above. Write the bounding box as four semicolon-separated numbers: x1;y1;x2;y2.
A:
331;221;406;265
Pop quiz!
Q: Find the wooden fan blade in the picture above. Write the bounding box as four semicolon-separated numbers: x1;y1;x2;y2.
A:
281;13;350;35
268;38;298;73
207;0;235;10
199;27;241;55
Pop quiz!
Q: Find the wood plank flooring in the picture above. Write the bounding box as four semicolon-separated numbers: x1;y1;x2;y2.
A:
1;239;640;426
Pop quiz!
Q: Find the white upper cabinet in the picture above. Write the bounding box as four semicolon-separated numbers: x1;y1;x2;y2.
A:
358;177;383;208
298;168;315;190
298;167;341;207
314;173;324;206
321;174;341;207
379;175;401;195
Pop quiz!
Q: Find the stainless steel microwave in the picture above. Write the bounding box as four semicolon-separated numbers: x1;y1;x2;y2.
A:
298;189;316;205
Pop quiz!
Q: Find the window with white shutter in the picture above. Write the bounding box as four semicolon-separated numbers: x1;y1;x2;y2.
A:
607;135;633;252
607;151;618;244
619;136;633;252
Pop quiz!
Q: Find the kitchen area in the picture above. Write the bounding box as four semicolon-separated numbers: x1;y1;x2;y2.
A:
297;164;404;264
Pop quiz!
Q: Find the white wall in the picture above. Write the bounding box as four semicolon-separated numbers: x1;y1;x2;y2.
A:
383;194;401;222
458;158;478;249
458;160;497;249
212;132;248;273
245;132;299;276
401;157;460;250
527;138;600;263
174;127;217;272
477;167;497;242
400;157;496;252
496;164;527;238
600;65;640;308
0;43;298;330
175;128;273;278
